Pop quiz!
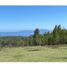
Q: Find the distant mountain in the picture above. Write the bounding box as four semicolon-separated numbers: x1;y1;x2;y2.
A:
0;29;49;36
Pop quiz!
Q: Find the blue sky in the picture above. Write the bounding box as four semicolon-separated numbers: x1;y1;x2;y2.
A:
0;6;67;32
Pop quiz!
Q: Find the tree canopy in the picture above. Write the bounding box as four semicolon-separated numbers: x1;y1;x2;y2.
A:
0;25;67;47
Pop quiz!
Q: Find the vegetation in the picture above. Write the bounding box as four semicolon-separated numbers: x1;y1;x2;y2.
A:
0;46;67;61
0;25;66;47
0;25;66;61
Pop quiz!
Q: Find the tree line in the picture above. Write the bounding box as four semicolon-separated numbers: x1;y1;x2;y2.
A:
0;25;67;47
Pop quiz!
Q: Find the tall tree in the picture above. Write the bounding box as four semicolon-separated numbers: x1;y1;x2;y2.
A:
33;28;41;46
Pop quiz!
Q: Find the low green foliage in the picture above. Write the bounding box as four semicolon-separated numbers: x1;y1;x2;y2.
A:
0;45;67;61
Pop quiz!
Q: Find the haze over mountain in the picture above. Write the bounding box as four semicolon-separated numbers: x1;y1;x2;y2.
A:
0;29;49;36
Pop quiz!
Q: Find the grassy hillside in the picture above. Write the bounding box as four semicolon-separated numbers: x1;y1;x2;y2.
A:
0;45;67;62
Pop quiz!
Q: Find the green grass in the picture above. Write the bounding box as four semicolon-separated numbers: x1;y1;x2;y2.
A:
0;45;67;62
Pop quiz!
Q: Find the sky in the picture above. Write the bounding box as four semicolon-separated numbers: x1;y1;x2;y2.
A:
0;6;67;32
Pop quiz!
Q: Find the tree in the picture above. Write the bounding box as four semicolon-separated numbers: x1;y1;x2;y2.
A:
33;28;41;46
52;25;61;45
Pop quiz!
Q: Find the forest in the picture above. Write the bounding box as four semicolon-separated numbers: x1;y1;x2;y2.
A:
0;25;67;47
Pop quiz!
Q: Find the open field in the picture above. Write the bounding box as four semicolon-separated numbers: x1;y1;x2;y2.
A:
0;45;67;62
